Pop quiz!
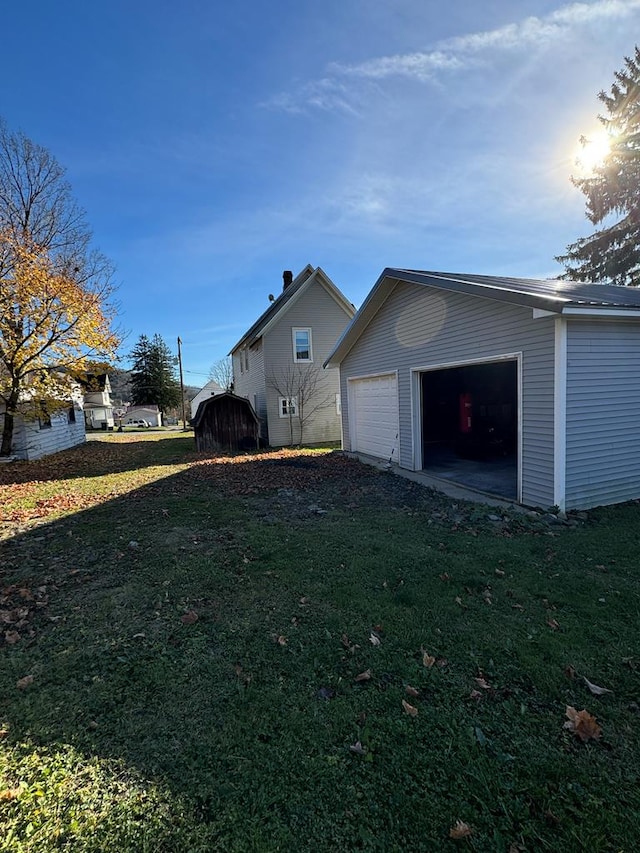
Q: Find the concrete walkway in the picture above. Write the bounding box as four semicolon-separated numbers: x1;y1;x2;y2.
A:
348;452;522;511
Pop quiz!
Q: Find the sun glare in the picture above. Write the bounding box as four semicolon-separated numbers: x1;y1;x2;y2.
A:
574;128;612;174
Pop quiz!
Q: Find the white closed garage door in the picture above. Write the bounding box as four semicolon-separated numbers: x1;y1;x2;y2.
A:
349;373;399;462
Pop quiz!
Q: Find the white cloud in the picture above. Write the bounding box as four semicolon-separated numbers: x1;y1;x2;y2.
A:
269;0;640;110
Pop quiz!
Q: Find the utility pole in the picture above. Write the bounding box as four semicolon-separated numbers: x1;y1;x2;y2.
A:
177;336;187;430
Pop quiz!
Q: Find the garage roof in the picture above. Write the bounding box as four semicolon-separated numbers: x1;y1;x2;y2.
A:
325;268;640;367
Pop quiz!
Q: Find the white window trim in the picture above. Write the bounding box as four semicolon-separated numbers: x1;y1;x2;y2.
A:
279;396;298;417
292;327;313;363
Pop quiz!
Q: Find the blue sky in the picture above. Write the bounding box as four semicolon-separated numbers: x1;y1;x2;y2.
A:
3;1;638;385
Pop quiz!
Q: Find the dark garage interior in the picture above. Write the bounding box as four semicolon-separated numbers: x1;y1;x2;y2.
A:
421;360;518;500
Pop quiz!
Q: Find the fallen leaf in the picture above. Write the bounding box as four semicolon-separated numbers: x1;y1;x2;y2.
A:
439;572;450;581
474;677;491;690
495;568;505;577
512;603;524;610
16;675;34;690
547;618;560;630
564;665;576;679
4;630;21;644
0;729;9;739
563;706;602;742
277;635;287;646
349;740;367;755
355;669;372;682
181;610;198;625
422;649;436;668
405;685;420;698
369;633;381;647
469;690;483;701
482;589;493;604
402;699;418;717
341;633;351;649
449;820;473;839
0;788;20;801
299;597;310;606
583;676;613;696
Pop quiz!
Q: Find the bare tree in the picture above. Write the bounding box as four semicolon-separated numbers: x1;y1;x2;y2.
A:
208;356;233;391
268;364;334;446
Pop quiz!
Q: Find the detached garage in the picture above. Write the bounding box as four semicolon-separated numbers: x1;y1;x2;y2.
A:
325;268;640;511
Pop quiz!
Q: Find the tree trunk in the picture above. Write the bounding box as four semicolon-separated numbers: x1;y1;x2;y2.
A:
0;388;19;456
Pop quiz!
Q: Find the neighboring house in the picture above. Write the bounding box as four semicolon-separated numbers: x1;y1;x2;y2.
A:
125;405;162;427
190;379;224;419
0;388;85;461
82;374;114;430
325;267;640;512
192;392;260;452
230;265;355;446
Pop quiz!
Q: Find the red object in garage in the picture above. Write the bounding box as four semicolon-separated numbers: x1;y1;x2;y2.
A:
459;393;472;433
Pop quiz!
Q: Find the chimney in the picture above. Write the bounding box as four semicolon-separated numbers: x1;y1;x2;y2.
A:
282;270;293;291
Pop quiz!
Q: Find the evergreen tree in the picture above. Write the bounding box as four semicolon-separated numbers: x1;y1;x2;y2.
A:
129;333;181;411
557;47;640;285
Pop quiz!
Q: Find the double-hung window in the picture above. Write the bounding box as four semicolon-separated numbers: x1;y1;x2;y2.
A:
279;396;298;417
292;328;312;363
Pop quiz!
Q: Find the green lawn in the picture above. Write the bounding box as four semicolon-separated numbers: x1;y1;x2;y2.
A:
1;434;639;851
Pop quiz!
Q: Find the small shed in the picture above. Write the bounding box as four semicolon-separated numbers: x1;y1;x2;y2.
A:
192;392;260;452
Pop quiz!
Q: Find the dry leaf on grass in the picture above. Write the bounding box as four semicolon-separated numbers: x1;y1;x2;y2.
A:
402;699;418;717
449;820;473;839
564;706;602;742
369;632;381;647
405;685;420;698
547;618;560;630
474;676;491;690
583;676;613;696
276;635;287;646
181;610;198;625
4;630;21;644
355;669;372;683
495;568;505;577
349;740;367;755
16;675;33;690
0;788;20;801
422;649;436;668
564;665;577;679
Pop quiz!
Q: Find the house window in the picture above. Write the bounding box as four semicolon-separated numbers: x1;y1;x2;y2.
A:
38;403;52;430
68;407;76;424
292;328;312;362
279;396;298;417
244;349;250;372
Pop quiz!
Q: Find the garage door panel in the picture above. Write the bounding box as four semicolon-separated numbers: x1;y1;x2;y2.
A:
350;374;399;461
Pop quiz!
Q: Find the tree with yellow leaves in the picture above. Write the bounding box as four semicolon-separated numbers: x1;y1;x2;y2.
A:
0;119;119;456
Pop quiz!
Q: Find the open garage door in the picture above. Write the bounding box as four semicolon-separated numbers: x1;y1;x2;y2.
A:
349;373;399;462
421;359;518;500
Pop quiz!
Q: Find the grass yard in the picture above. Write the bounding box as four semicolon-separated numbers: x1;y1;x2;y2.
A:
1;433;639;852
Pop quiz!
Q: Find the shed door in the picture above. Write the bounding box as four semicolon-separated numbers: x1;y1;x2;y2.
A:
349;374;399;462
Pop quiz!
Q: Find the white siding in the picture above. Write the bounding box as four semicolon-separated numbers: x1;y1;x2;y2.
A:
566;320;640;509
15;409;85;460
339;282;556;507
233;341;267;439
263;283;350;447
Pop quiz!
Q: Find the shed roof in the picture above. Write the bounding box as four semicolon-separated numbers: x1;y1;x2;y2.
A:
230;265;355;353
325;268;640;367
191;391;259;429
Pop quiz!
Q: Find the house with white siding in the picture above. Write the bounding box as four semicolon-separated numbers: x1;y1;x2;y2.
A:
0;387;85;460
190;379;224;420
325;268;640;512
82;374;114;430
231;266;355;447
